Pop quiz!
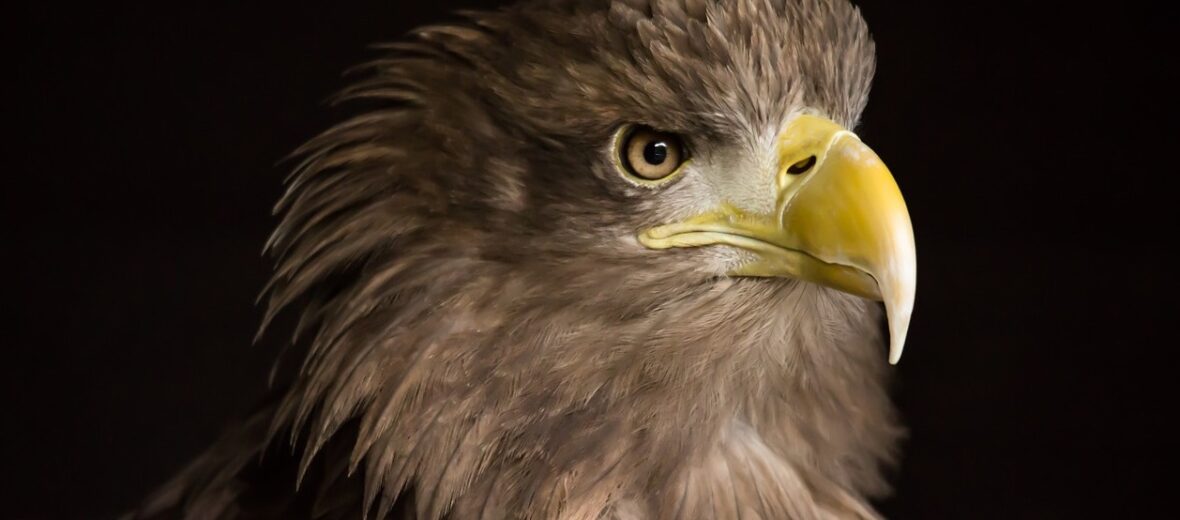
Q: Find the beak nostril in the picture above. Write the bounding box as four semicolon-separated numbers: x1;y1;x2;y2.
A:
787;155;817;175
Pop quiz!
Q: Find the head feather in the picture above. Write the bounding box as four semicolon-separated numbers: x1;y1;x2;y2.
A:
253;1;897;517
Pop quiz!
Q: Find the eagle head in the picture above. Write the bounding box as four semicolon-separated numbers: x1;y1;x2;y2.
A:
259;0;916;517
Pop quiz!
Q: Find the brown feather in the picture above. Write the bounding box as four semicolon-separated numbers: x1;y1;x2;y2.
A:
132;1;901;518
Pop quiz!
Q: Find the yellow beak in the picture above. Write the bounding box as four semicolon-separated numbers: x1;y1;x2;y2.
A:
638;115;917;364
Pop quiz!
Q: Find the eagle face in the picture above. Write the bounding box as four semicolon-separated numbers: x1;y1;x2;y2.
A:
252;0;916;517
455;0;913;361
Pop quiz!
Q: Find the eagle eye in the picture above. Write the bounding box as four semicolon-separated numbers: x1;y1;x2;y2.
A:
616;125;688;183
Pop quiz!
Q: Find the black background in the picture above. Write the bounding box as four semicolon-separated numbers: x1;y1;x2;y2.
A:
7;1;1175;518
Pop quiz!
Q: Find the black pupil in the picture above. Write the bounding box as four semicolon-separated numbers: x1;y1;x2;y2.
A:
643;141;669;165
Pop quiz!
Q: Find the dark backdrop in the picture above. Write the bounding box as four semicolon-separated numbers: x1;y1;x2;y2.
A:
7;1;1174;518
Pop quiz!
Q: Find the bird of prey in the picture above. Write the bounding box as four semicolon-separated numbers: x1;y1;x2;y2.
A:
134;0;916;518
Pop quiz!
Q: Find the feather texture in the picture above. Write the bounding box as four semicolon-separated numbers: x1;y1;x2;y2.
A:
132;1;900;518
